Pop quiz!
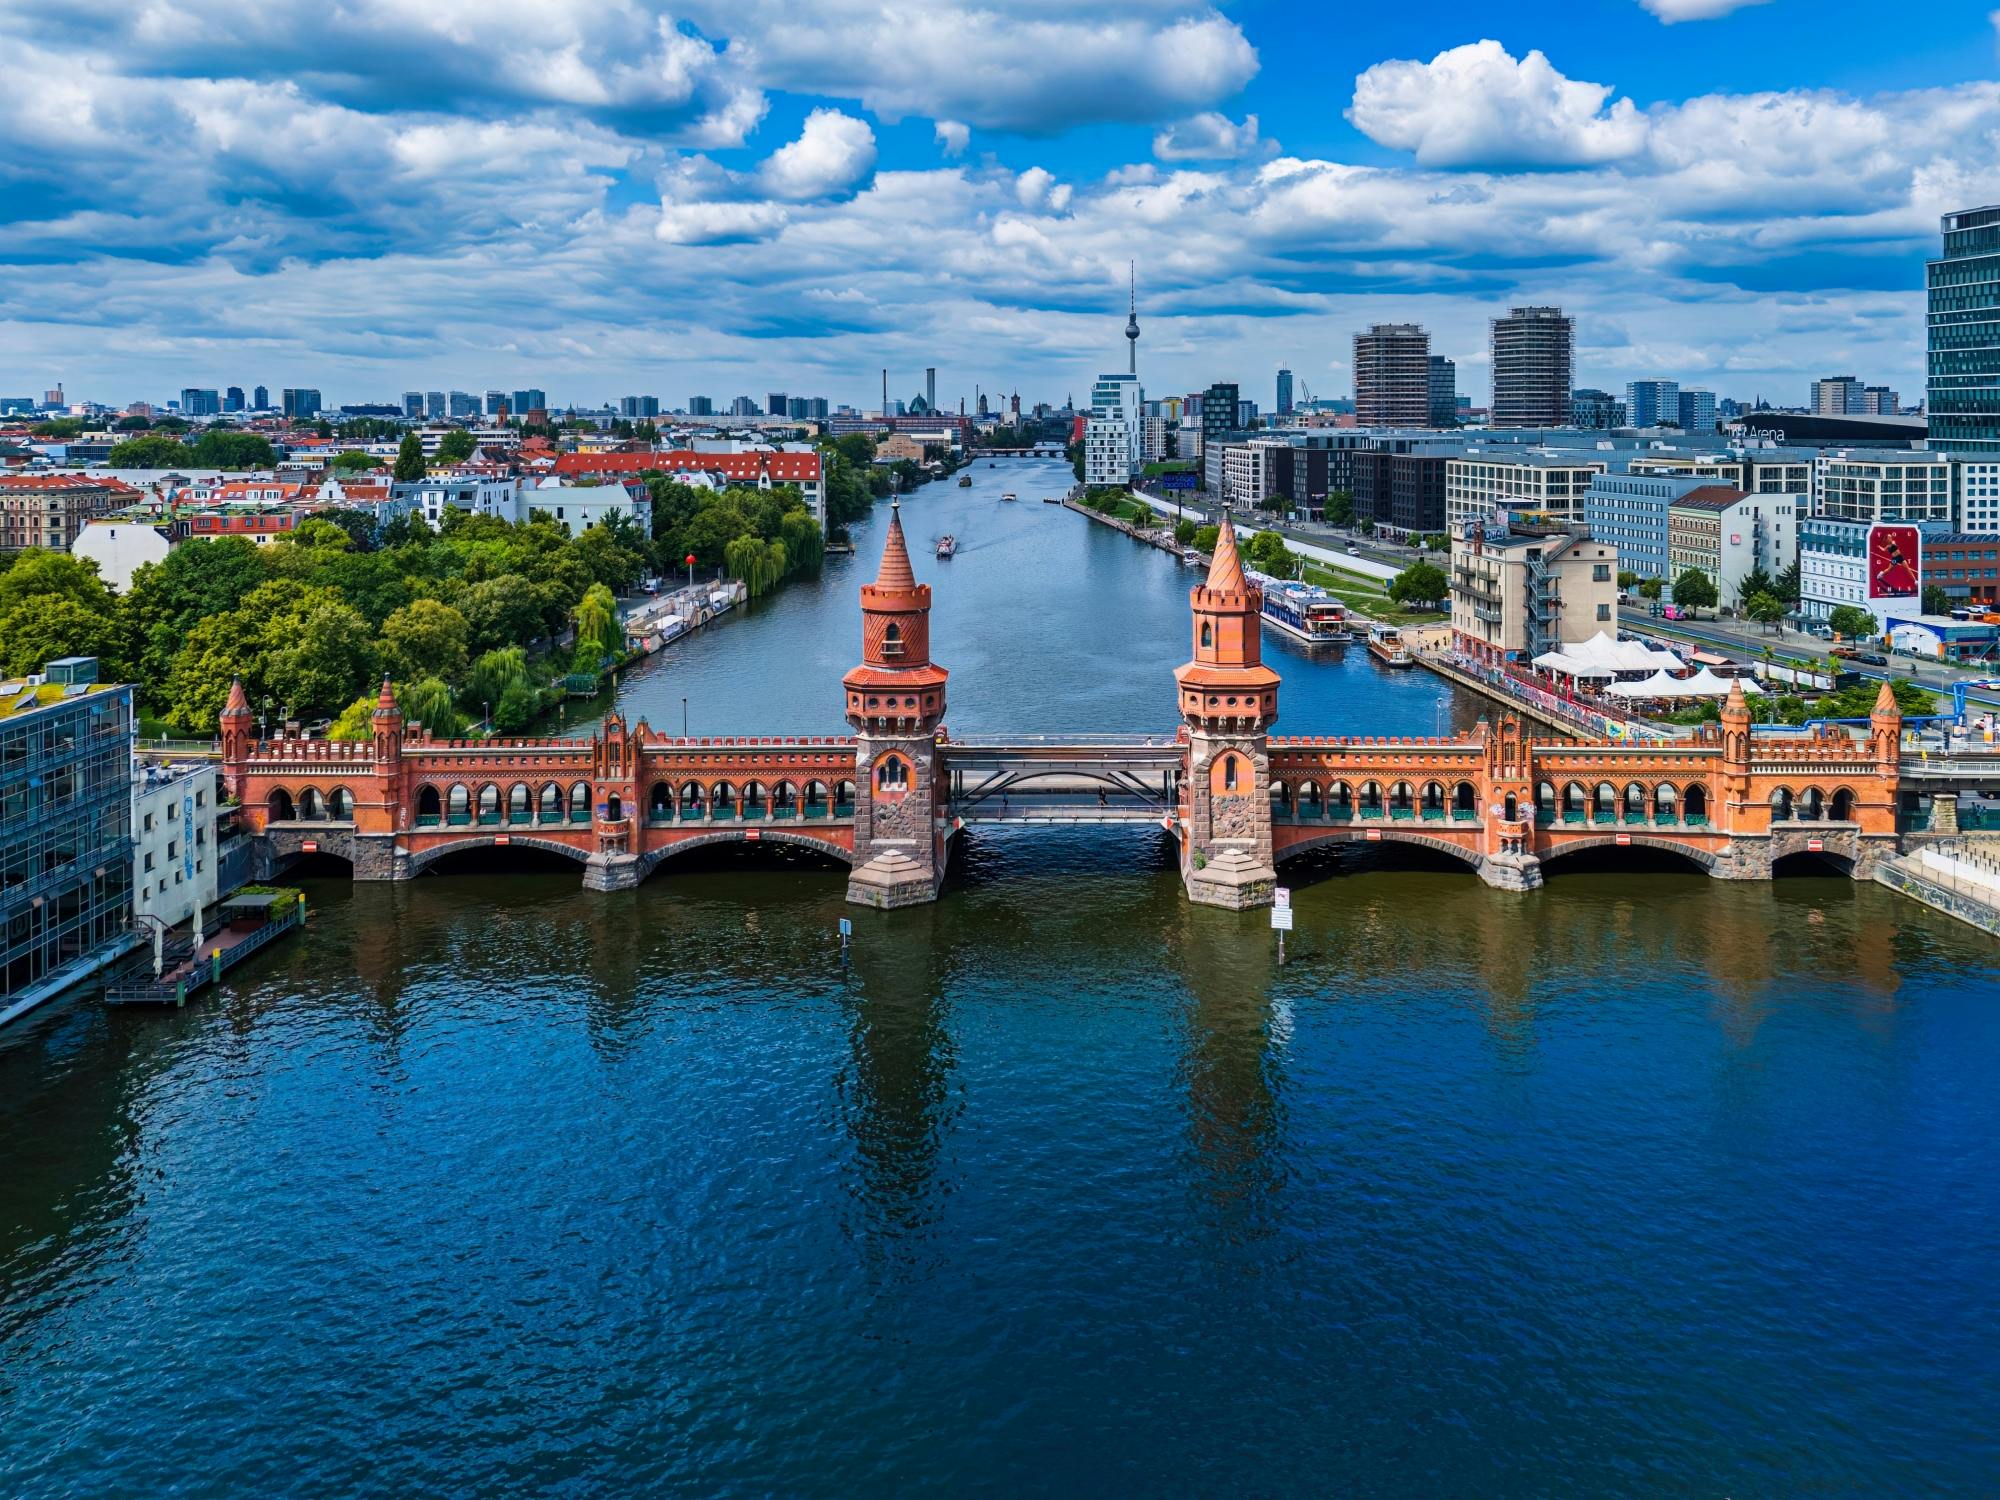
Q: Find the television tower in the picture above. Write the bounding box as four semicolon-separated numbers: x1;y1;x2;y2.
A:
1124;261;1140;376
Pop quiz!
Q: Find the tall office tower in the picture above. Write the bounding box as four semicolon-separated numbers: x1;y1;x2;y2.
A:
511;388;547;414
1929;205;2000;454
1812;375;1865;414
688;396;713;417
808;398;829;420
619;395;660;419
787;397;810;419
767;392;787;416
1489;305;1574;427
1625;379;1681;428
926;368;936;412
1570;388;1627;429
977;392;989;417
448;390;479;419
1863;386;1900;414
402;391;424;418
424;391;446;419
252;385;269;410
1427;356;1456;427
1677;388;1717;433
731;396;759;416
179;388;221;416
1276;368;1293;417
1353;324;1430;426
281;387;321;419
224;386;245;413
484;390;506;417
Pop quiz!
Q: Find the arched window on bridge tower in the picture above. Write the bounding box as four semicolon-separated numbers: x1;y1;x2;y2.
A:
569;782;590;823
1594;782;1617;823
648;782;673;822
1830;787;1856;822
1624;783;1646;823
267;788;295;822
508;784;530;824
773;781;798;817
417;785;442;824
680;781;706;818
1798;786;1824;821
882;622;905;658
606;793;623;823
448;784;470;824
874;756;908;792
1562;782;1586;821
539;783;563;823
1503;792;1519;822
1770;786;1794;822
1421;781;1445;816
712;781;737;818
329;787;353;820
803;780;828;817
1297;780;1321;818
1655;783;1679;821
477;784;501;825
1683;784;1709;823
299;787;326;820
1200;621;1213;649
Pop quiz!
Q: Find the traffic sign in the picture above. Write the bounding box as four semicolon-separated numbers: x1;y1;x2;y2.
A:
1270;907;1294;930
838;918;853;937
1273;886;1291;909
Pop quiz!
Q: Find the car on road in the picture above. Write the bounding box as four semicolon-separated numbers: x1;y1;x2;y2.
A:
1346;545;1360;556
1853;651;1888;667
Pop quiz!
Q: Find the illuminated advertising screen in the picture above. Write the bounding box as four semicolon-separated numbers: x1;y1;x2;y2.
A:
1866;524;1921;605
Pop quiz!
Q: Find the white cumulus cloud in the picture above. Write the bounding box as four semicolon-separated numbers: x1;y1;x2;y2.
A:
1153;112;1273;161
1349;40;1648;167
1638;0;1772;20
759;108;877;199
935;119;971;156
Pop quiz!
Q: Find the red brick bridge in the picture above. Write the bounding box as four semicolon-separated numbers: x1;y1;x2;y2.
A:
224;505;1906;907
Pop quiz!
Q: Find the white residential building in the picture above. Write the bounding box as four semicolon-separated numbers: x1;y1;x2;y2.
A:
1813;451;1952;524
73;517;174;592
1084;372;1143;487
522;479;652;538
133;761;220;936
1445;451;1608;534
394;476;522;527
1953;458;2000;534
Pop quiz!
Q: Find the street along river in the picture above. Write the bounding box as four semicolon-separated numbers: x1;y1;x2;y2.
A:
3;458;1997;1494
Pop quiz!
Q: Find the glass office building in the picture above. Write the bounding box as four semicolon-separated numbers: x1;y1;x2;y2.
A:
1;662;135;1025
1928;205;2000;455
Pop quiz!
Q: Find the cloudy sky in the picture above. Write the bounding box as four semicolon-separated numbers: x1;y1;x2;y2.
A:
2;0;1995;412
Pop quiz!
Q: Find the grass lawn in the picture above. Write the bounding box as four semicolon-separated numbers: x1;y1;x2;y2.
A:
1299;563;1444;627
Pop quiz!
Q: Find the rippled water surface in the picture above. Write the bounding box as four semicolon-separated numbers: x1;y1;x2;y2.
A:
4;461;1998;1494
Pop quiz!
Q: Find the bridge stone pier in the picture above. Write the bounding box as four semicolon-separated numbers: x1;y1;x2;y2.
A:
224;505;1907;908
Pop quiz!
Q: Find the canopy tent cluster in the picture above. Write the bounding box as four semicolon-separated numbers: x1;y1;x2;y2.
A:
1531;632;1686;682
1604;666;1758;699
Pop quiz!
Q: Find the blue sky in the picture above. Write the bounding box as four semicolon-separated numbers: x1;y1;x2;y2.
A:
1;0;1995;413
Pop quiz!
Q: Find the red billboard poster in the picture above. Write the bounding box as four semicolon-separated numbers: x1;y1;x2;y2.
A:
1866;524;1921;600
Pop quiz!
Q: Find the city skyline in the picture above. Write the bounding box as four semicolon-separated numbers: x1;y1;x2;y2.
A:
3;4;1998;405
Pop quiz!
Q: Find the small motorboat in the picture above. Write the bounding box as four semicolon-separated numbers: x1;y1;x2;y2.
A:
958;475;972;487
1001;492;1018;502
936;535;957;558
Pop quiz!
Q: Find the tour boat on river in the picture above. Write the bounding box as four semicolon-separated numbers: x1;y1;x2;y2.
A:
936;535;957;558
1001;492;1018;502
1367;623;1413;667
1253;575;1353;645
958;475;972;487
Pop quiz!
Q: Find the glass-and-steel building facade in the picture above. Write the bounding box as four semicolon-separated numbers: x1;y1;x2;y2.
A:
1;683;135;1023
1928;205;2000;455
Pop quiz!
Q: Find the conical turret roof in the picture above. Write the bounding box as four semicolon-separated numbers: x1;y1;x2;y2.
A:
222;677;251;717
1205;512;1246;594
874;498;916;592
373;675;400;716
1872;678;1899;716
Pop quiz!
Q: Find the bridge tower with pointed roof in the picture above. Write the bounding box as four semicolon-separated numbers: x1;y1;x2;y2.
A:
844;499;952;907
1174;514;1281;908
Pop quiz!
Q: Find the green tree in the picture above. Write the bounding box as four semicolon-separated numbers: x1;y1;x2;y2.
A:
1739;564;1776;603
379;599;470;682
435;429;476;463
1638;577;1664;601
392;432;426;481
331;449;383;472
0;548;115;616
187;431;276;469
1174;519;1198;546
466;646;529;714
1617;570;1638;590
1389;559;1449;609
571;583;623;664
290;517;355;550
400;677;464;738
1922;583;1951;616
32;418;84;439
1324;491;1355;527
461;574;544;653
492;677;543;733
1744;591;1788;632
1671;569;1719;616
327;692;379;742
113;414;152;432
1192;524;1220;554
106;433;192;468
1244;529;1295;575
1829;604;1878;640
1774;559;1801;604
263;598;378;722
0;597;124;677
122;539;266;689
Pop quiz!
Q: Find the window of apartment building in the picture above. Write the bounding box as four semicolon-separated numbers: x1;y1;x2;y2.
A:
1597;604;1611;621
1592;564;1610;582
143;851;153;872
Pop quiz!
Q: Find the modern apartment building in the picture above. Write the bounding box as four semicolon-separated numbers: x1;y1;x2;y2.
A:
1626;379;1680;428
1449;522;1620;664
1275;368;1293;417
179;388;221;417
687;396;714;417
1445;451;1608;534
1084;372;1144;487
1353;324;1430;426
1927;204;2000;455
1626;452;1814;496
1427;357;1457;427
1489;306;1573;428
1676;388;1717;433
1922;534;2000;609
1953;458;2000;534
1811;376;1866;415
1570;388;1627;429
1353;449;1449;539
280;387;322;420
1665;486;1797;605
1200;382;1239;492
1814;451;1953;524
133;760;221;936
0;659;136;1026
1582;470;1718;585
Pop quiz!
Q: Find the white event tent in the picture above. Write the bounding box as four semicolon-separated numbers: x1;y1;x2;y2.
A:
1532;631;1685;684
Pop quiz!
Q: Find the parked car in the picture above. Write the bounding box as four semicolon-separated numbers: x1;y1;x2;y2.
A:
1854;651;1888;667
1830;645;1858;660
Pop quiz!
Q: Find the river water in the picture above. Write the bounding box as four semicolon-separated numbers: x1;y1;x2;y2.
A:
3;459;1997;1494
